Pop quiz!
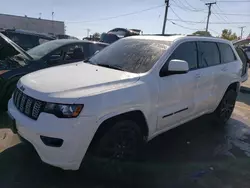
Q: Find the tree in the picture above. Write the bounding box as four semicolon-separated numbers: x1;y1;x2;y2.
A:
92;32;101;39
192;31;212;37
221;29;238;41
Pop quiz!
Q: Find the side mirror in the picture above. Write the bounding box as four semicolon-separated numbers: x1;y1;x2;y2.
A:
168;59;189;73
160;59;189;77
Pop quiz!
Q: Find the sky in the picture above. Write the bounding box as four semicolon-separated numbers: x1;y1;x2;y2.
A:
0;0;249;39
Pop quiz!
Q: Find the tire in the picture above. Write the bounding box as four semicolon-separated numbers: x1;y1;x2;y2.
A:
91;120;144;161
213;89;237;124
0;78;19;110
1;83;17;110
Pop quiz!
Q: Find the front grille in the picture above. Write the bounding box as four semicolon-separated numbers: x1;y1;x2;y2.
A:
13;88;45;120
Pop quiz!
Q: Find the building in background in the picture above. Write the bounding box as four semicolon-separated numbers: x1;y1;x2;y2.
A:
0;13;65;35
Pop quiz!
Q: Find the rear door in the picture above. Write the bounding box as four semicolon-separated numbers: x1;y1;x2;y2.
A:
195;41;221;113
217;43;241;95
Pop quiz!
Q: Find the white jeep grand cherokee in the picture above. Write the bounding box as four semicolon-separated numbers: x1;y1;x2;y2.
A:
8;35;245;170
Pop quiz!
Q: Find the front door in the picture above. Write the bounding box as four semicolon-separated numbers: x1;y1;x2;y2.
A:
157;41;199;131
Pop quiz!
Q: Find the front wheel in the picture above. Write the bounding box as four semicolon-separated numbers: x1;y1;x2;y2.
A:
213;89;237;124
91;120;144;161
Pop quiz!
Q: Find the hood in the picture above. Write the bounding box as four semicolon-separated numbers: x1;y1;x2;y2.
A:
0;33;33;61
19;62;140;103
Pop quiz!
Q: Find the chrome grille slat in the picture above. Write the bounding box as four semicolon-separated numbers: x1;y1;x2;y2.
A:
19;94;27;112
32;101;42;119
24;98;33;115
13;89;44;120
16;90;22;108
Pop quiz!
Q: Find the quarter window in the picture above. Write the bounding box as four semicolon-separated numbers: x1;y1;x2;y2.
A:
198;42;220;68
218;43;236;64
167;42;198;70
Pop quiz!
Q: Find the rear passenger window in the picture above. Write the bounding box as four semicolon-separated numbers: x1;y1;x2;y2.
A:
168;42;198;70
198;42;220;68
218;43;236;63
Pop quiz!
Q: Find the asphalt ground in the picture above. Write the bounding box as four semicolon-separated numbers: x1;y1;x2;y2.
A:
1;91;250;188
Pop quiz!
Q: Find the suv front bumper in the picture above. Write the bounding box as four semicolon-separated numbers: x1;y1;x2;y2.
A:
8;98;97;170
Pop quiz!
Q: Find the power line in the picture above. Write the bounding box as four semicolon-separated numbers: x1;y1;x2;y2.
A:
169;20;201;31
171;0;205;12
212;7;229;23
169;6;199;25
66;4;164;23
217;0;250;2
182;0;199;10
215;4;230;21
171;3;250;16
169;6;184;21
212;12;227;22
168;18;250;24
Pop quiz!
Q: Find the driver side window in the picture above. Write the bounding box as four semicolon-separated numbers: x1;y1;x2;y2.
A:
47;49;64;65
160;42;198;76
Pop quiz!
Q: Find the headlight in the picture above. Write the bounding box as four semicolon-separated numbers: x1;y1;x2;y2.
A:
44;103;83;118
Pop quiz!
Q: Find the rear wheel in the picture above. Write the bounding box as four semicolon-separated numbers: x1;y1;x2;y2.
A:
91;120;144;161
213;89;237;124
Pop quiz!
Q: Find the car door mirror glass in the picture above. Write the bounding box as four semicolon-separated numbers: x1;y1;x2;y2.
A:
168;59;189;74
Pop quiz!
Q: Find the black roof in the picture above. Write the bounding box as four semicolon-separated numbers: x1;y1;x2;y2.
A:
0;29;55;40
44;39;109;46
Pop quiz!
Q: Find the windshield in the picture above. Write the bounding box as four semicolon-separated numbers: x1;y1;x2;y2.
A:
26;40;62;60
89;38;170;73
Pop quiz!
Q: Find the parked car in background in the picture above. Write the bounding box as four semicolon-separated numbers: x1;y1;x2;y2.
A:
8;35;244;170
56;34;79;40
107;28;142;37
0;29;55;50
100;32;121;44
233;38;250;82
0;33;108;108
100;28;142;44
242;45;250;60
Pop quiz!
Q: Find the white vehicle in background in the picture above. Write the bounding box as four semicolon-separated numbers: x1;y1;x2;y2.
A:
8;35;244;170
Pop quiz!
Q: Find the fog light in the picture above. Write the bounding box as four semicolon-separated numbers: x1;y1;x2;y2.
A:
40;136;63;147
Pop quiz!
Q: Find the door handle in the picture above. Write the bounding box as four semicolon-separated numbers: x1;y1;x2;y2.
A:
195;74;201;79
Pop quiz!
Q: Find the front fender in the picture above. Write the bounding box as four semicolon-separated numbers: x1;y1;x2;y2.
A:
96;81;157;136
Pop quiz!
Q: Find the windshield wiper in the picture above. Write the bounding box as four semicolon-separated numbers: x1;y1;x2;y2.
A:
96;63;125;71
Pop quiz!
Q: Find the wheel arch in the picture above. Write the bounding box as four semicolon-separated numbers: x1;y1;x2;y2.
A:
227;81;240;93
89;110;149;149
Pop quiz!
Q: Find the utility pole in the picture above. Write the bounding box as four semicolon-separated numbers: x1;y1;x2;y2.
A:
205;2;216;32
86;29;91;37
52;11;54;34
162;0;169;35
239;26;246;39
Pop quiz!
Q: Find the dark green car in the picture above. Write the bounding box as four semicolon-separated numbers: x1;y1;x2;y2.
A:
0;33;108;109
